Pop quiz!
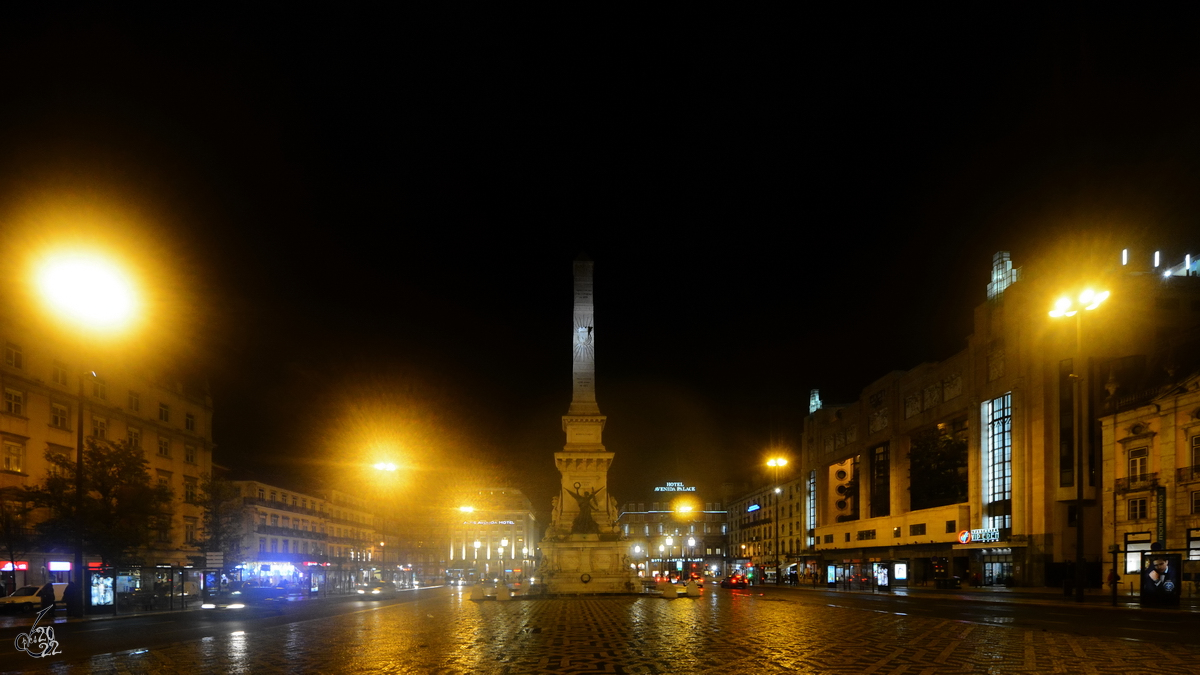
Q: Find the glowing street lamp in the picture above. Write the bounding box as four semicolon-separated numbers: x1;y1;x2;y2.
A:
35;251;139;619
1049;288;1109;603
767;457;788;585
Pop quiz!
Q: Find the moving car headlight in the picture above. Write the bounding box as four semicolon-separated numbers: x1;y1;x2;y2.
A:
357;589;365;594
371;589;381;594
228;604;245;609
201;603;216;609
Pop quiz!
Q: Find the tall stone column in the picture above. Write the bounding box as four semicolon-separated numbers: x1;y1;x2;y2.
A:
540;256;637;595
555;256;614;536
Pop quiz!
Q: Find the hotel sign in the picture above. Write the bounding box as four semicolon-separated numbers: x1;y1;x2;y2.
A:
957;528;1001;544
654;482;696;492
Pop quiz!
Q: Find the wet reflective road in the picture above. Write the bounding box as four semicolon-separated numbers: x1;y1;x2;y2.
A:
2;585;1198;674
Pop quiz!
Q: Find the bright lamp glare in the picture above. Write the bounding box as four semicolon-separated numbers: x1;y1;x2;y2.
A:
1085;290;1110;310
373;462;397;471
36;253;138;331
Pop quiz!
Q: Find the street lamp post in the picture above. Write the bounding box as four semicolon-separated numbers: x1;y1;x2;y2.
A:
767;457;788;585
1050;288;1109;603
687;537;696;579
36;252;140;619
665;537;674;580
499;538;508;582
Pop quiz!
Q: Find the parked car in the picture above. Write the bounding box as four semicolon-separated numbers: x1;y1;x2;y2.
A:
0;583;66;612
0;586;42;612
719;574;748;589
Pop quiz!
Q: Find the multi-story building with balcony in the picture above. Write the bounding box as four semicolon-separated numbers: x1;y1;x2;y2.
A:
616;481;728;581
234;481;331;589
726;477;804;584
0;312;213;591
1102;367;1200;583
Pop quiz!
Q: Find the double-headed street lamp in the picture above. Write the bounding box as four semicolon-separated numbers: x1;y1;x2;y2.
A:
35;251;139;618
1049;288;1109;603
767;457;788;585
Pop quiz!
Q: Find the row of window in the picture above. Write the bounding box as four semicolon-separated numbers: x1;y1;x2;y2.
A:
253;487;369;524
257;512;367;540
2;342;200;432
258;537;338;556
823;520;957;544
1126;491;1200;519
1127;437;1200;477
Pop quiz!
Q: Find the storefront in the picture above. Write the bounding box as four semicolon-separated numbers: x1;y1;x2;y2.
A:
952;527;1021;586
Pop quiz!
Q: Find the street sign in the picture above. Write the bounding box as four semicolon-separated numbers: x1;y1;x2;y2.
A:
206;552;224;568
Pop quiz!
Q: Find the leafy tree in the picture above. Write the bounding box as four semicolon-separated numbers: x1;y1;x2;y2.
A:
197;473;244;570
30;439;174;566
0;487;34;591
908;426;969;511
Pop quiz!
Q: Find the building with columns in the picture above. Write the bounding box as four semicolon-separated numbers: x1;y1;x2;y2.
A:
448;487;538;583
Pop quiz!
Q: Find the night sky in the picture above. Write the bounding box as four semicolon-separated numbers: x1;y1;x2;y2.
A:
3;8;1200;517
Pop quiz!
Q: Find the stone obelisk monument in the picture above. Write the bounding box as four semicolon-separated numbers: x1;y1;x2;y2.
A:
539;256;637;594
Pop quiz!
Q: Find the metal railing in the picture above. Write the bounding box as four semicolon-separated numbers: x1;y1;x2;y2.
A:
1114;472;1158;493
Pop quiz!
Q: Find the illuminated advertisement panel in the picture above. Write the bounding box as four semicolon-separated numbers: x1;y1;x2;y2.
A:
1139;552;1181;606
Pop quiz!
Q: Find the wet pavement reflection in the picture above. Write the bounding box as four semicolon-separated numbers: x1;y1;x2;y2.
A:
4;586;1200;674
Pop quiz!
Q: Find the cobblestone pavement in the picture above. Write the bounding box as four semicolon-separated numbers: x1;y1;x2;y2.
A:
6;589;1200;674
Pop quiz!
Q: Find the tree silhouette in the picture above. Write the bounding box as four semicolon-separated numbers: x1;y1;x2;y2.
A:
30;439;173;566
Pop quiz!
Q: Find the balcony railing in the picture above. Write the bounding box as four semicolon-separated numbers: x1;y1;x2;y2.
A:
1115;472;1158;493
1177;466;1200;484
255;524;327;540
243;496;324;518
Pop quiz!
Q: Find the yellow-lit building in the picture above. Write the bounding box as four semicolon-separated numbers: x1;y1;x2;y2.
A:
1102;370;1200;587
801;250;1200;588
617;483;729;581
448;487;537;584
0;313;213;587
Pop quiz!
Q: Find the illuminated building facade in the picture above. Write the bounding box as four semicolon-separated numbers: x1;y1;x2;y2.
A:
800;249;1200;588
1101;369;1200;581
617;482;729;580
0;313;213;588
726;478;805;583
448;487;537;583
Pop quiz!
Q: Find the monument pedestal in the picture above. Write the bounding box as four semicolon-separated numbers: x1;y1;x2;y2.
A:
540;535;638;594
